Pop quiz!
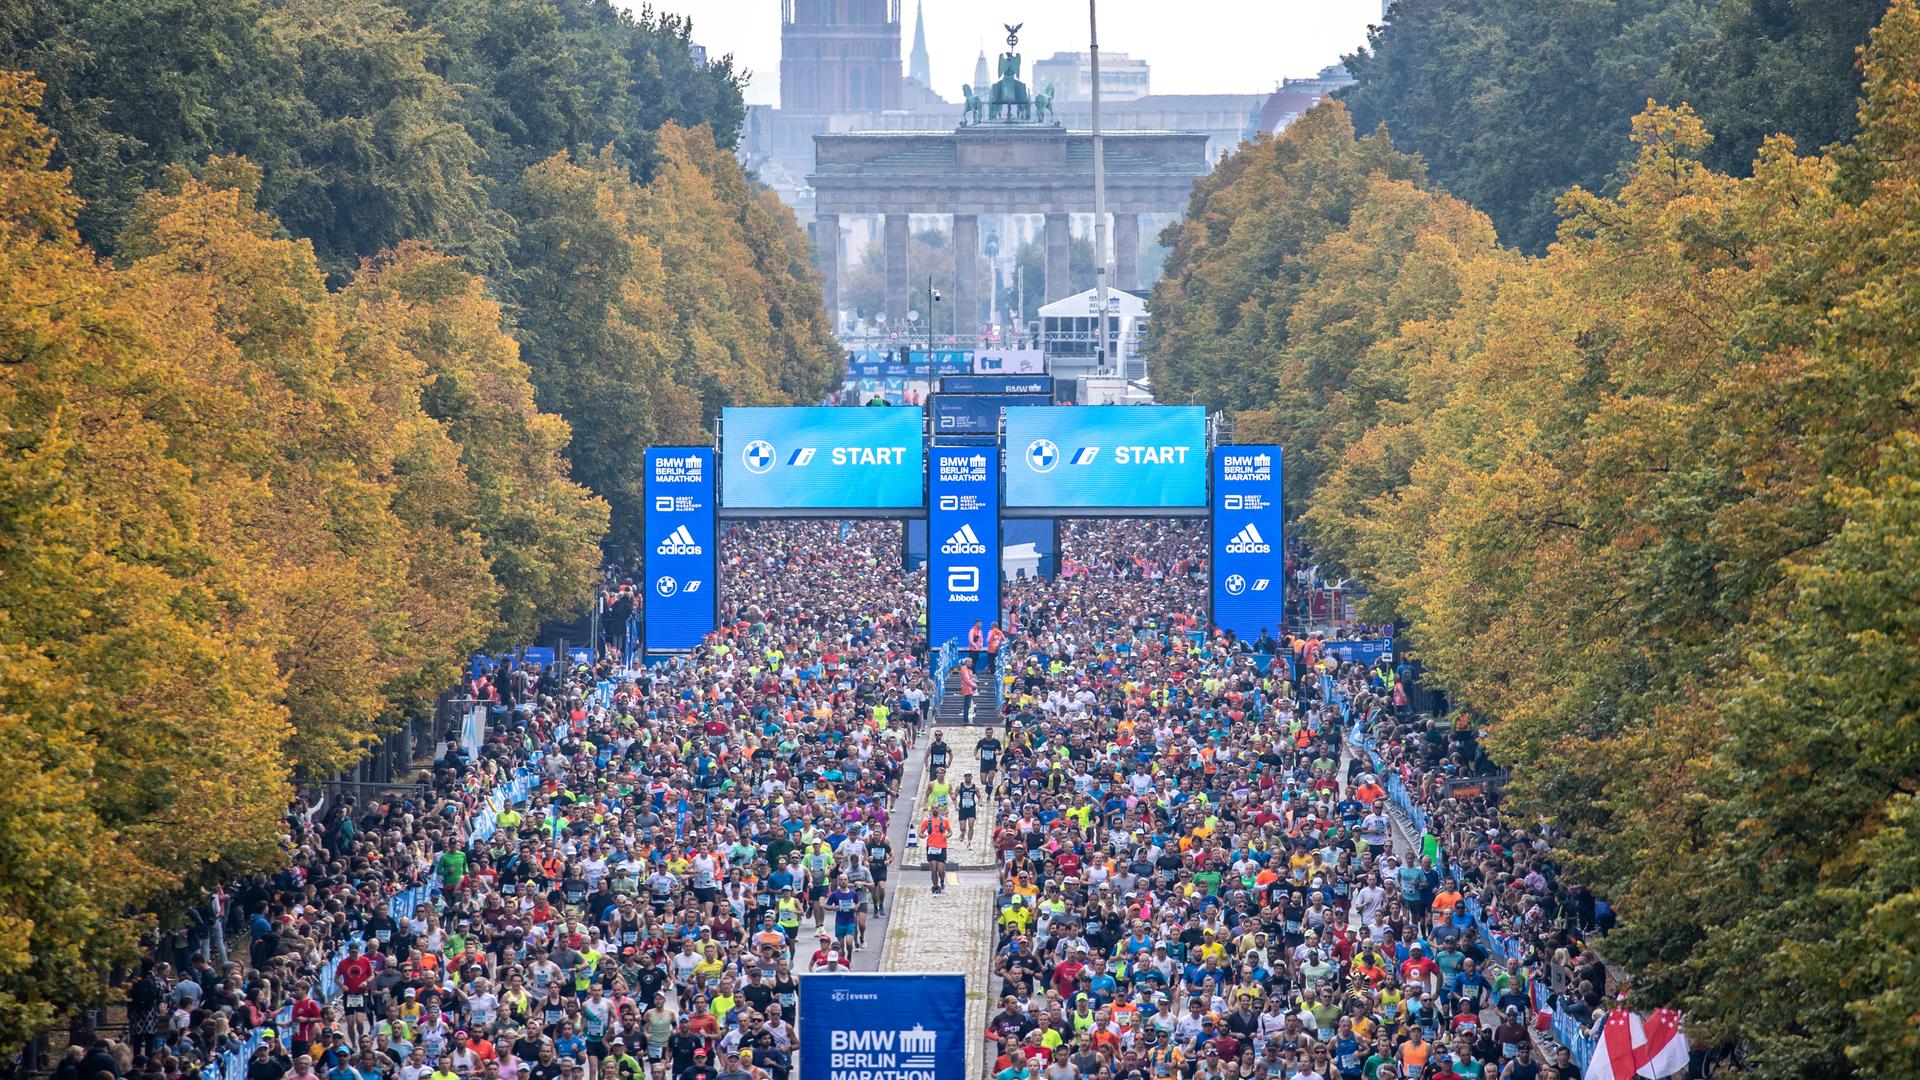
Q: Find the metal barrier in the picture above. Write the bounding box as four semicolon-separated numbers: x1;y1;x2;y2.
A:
931;639;960;703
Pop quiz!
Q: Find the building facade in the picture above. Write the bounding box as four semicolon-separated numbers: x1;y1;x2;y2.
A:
779;0;904;113
1030;51;1151;102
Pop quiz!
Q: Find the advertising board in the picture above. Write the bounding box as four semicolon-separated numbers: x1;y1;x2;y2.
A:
1003;405;1207;512
1210;445;1284;643
721;407;924;513
643;447;717;650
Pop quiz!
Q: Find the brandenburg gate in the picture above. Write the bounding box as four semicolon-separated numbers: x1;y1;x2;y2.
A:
808;27;1210;336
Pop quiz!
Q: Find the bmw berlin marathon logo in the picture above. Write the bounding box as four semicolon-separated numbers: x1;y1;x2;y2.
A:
1224;523;1272;554
828;1024;939;1080
656;525;703;555
939;524;988;555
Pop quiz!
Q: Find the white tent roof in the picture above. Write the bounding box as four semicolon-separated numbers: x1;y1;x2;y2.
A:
1038;288;1148;318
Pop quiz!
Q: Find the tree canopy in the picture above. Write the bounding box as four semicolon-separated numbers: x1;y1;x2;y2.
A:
1340;0;1890;251
1150;2;1920;1071
0;0;838;1039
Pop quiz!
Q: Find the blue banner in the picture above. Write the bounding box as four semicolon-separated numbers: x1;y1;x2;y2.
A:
644;447;717;651
1212;445;1285;643
928;446;1000;657
799;974;966;1080
722;407;925;512
939;374;1053;396
1004;405;1207;509
905;348;974;373
928;393;1049;436
1325;638;1395;667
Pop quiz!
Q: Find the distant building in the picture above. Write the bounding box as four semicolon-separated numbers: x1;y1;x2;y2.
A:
690;43;708;67
907;1;932;90
1258;63;1357;134
1031;51;1150;102
779;0;904;113
739;5;1308;218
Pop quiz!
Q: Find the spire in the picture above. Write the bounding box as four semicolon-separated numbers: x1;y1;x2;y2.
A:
973;49;990;92
909;0;932;87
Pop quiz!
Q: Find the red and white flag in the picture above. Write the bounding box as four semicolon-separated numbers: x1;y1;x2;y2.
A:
1584;1009;1643;1080
1582;1008;1689;1080
1636;1008;1689;1079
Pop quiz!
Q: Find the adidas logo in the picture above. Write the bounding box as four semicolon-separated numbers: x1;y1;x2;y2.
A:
1224;523;1271;554
656;525;703;555
939;523;989;555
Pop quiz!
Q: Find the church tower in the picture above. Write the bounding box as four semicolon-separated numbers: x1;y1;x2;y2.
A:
973;49;990;93
779;0;904;113
908;1;932;89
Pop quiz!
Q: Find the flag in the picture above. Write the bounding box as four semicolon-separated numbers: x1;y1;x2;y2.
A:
1636;1009;1688;1079
1582;1008;1689;1080
1585;1010;1643;1080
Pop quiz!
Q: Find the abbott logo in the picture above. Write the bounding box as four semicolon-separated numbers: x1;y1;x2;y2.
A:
947;566;979;593
656;525;702;555
940;524;988;555
1225;523;1272;554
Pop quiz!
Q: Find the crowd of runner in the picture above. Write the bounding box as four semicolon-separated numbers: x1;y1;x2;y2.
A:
93;513;1611;1080
100;522;930;1080
978;521;1589;1080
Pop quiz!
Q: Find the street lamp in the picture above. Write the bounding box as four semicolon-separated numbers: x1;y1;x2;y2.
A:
926;275;942;355
1089;0;1112;372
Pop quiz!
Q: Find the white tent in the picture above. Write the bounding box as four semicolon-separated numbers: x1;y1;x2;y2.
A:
1036;287;1148;318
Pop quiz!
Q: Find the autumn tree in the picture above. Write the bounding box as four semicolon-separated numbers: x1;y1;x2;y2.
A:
1151;103;1424;419
509;125;839;556
343;242;608;644
0;74;289;1049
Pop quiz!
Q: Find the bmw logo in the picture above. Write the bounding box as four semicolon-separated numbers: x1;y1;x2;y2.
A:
742;440;775;474
655;575;678;597
1224;574;1247;596
1026;438;1059;473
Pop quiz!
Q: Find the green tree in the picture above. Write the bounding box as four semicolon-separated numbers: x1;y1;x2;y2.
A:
258;0;495;278
1663;0;1890;175
509;148;696;557
1340;0;1712;252
1005;232;1095;327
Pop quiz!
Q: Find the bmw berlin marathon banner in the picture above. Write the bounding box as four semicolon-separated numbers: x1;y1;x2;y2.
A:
1211;445;1284;641
1004;405;1208;513
799;973;965;1080
643;447;717;651
927;446;999;655
721;407;925;514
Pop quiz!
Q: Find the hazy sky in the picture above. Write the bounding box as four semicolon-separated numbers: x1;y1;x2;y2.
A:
638;0;1388;107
